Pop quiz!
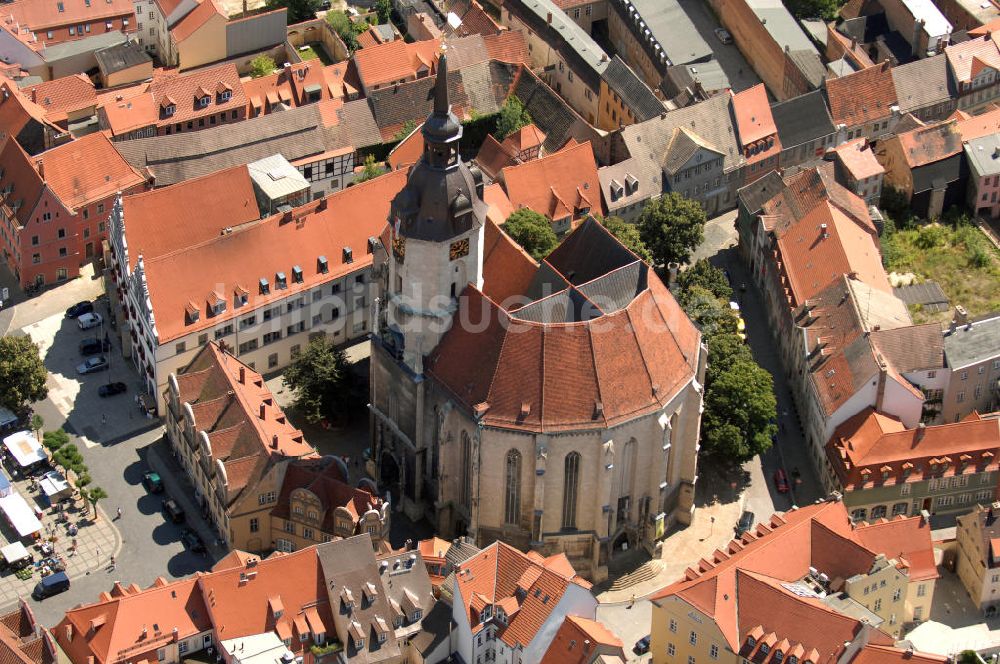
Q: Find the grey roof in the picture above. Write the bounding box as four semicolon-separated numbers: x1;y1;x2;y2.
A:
546;217;639;285
41;31;126;62
891;53;953;114
663;60;731;96
512;68;600;153
787;49;825;87
601;56;665;122
911;152;962;193
616;0;713;66
944;313;1000;369
966;134;1000;177
576;260;647;313
115;102;380;186
771;90;835;149
827;57;858;77
506;0;609;83
737;170;785;214
94;40;151;76
870;323;945;372
893;281;949;313
748;0;819;53
407;601;453;656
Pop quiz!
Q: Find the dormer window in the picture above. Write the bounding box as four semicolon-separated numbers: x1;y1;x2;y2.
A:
775;651;784;663
275;272;287;289
259;278;270;295
212;301;225;316
343;247;353;264
164;104;176;116
393;616;402;628
317;255;328;273
747;637;757;648
760;644;770;655
292;265;303;283
789;657;798;664
220;90;232;102
198;95;210;108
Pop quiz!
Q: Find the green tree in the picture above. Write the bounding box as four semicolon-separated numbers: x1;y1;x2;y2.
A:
958;651;980;664
493;96;532;140
30;413;43;440
355;154;384;183
375;0;392;23
267;0;321;24
327;10;360;50
248;55;277;79
676;259;732;302
42;429;69;452
0;336;48;412
677;286;739;338
83;486;108;520
638;192;706;267
503;208;557;260
53;444;87;476
284;337;363;424
599;215;653;263
785;0;842;20
701;359;777;462
706;333;753;382
393;119;418;143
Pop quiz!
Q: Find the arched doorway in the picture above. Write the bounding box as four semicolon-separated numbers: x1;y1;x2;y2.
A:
611;530;630;553
380;451;400;495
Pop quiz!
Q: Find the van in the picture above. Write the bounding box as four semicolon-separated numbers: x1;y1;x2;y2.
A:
32;571;70;600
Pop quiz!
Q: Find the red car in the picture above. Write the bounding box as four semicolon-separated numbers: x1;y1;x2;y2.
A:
773;468;790;493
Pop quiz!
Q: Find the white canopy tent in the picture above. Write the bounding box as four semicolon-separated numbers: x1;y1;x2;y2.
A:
0;541;29;565
0;494;42;538
2;431;46;468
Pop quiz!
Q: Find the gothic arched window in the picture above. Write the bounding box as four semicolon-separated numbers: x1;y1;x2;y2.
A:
504;450;521;525
461;431;472;508
562;452;581;530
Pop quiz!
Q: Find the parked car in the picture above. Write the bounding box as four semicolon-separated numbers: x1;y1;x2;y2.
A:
162;498;185;523
773;468;790;493
32;571;70;600
79;337;111;355
142;471;164;494
735;510;755;536
715;27;733;44
65;301;94;319
634;636;651;654
77;312;103;330
76;356;109;375
98;382;127;397
180;528;206;553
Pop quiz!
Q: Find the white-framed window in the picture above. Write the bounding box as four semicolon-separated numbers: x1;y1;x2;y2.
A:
900;483;911;495
669;619;677;633
917;584;927;597
710;645;719;659
689;631;697;646
668;644;676;657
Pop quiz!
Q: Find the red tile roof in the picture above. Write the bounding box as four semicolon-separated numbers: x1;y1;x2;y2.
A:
482;31;528;64
353;38;441;90
830;138;884;181
5;0;134;33
955;104;1000;142
121;163;259;271
852;644;948;664
541;615;625;664
386;121;424;170
825;62;897;128
39;132;144;209
854;516;939;582
455;541;591;648
170;0;222;42
895;120;963;168
139;170;406;342
946;34;1000;83
732;84;777;146
475;133;519;179
21;73;96;124
650;500;930;657
0;136;47;229
0;77;58;142
241;61;355;115
452;1;502;37
500;141;603;222
827;407;1000;497
271;460;384;531
481;216;536;301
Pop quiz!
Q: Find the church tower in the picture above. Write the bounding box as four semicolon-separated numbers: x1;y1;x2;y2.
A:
383;49;488;374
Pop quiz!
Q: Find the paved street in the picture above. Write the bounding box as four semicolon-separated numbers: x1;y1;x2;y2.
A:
677;0;762;94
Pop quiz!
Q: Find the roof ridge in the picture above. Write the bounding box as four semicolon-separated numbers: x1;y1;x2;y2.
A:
585;317;604;427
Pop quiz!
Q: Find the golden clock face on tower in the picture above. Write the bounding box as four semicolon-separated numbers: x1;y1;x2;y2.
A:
392;235;406;262
450;238;470;260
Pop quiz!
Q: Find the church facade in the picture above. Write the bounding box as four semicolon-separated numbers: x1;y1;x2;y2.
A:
369;51;707;581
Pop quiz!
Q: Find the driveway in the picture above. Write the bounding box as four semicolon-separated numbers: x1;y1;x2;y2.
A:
677;0;762;93
597;600;652;662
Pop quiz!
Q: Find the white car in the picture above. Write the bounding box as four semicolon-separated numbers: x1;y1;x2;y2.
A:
77;312;103;330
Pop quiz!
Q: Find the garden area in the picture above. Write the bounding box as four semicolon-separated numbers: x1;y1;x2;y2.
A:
296;42;334;65
881;211;1000;324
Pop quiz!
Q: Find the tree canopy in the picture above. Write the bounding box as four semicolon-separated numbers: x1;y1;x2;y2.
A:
493;96;533;141
638;193;706;267
677;286;739;338
677;259;732;302
784;0;843;20
374;0;392;23
599;215;653;263
0;335;48;412
283;337;364;424
267;0;320;24
503;208;558;260
355;154;384;183
248;55;276;79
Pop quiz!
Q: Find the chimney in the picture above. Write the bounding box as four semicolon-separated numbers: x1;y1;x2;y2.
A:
916;422;926;441
239;366;245;384
259;403;266;420
547;11;552;23
35;159;43;180
271;434;278;449
953;304;969;328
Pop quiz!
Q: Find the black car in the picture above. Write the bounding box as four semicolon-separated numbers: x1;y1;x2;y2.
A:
98;382;127;397
736;510;755;537
65;301;94;319
79;337;111;355
180;528;206;553
161;498;185;523
634;636;651;654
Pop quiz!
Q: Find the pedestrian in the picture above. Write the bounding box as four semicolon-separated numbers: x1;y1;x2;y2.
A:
108;555;115;571
96;547;100;560
101;413;107;425
628;594;636;609
115;506;122;520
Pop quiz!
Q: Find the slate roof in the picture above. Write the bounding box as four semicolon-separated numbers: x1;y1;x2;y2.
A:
608;0;712;67
600;55;664;123
511;67;599;154
891;54;953;115
944;313;1000;369
869;323;944;372
966;133;1000;176
738;170;785;214
771;90;836;150
911;153;962;193
94;40;151;76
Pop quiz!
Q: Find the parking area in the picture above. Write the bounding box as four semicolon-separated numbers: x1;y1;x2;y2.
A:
678;0;762;93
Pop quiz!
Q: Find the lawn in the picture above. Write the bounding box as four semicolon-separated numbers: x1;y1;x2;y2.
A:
297;42;334;65
882;222;1000;324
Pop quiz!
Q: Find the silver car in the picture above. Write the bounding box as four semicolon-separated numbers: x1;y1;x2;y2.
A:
76;356;109;374
77;312;103;330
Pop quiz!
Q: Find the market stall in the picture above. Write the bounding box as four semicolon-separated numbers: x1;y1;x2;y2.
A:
0;541;31;570
2;431;46;472
0;494;42;538
0;468;11;498
39;471;71;503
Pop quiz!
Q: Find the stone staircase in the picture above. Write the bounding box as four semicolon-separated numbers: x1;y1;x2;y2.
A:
608;559;664;591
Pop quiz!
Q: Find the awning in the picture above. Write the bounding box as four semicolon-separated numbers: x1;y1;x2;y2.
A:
0;494;42;537
0;467;11;498
40;472;71;500
1;541;28;563
2;431;46;468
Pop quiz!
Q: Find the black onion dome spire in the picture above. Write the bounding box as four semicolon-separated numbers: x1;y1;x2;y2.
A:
390;46;488;243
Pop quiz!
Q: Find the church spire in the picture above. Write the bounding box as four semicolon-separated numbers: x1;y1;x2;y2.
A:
432;47;450;117
421;46;462;155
